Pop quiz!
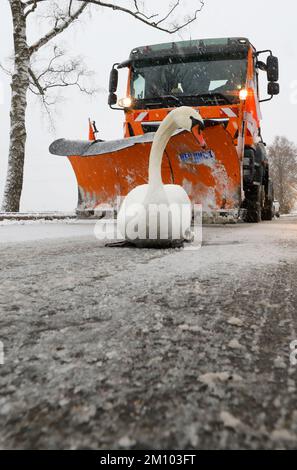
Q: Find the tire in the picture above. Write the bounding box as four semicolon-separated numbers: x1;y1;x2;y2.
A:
243;148;255;187
244;185;262;223
262;179;274;221
262;205;273;221
245;206;261;223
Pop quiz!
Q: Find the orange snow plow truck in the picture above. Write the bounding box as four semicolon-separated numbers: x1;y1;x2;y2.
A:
50;37;279;222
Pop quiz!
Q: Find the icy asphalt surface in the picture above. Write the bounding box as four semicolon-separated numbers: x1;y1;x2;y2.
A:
1;217;297;449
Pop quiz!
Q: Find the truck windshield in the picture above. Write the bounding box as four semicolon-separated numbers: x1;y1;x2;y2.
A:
131;58;247;108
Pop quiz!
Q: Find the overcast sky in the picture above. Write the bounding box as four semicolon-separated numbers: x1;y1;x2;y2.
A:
0;0;296;211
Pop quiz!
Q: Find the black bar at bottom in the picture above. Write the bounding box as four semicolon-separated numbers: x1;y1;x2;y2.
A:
0;450;293;467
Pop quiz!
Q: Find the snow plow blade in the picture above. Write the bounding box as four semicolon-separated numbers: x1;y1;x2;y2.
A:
49;124;241;216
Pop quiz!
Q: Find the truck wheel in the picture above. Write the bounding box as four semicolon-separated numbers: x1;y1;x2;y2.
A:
262;207;273;221
262;179;274;221
262;203;273;221
244;186;262;223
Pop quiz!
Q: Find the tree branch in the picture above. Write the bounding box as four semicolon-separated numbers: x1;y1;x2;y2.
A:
78;0;205;34
154;1;180;26
23;0;205;34
0;62;13;76
29;2;88;55
28;46;98;101
28;67;44;94
24;0;38;18
68;0;74;16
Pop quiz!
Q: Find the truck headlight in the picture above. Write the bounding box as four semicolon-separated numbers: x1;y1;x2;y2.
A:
239;88;248;101
118;97;133;108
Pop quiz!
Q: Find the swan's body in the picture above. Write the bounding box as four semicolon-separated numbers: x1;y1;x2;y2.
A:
117;106;204;247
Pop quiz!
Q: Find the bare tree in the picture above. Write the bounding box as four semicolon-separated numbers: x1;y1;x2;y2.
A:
268;136;297;214
1;0;205;212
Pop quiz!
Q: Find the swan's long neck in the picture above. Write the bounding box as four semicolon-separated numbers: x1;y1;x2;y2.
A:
148;116;176;188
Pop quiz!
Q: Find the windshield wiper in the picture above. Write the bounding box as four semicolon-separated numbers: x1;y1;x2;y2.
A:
191;93;233;104
159;95;182;105
137;95;183;107
135;92;233;108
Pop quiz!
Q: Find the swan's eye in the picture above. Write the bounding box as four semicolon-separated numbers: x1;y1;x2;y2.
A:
190;116;204;130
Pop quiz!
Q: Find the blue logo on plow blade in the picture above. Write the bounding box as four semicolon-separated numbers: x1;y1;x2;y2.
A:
179;150;215;164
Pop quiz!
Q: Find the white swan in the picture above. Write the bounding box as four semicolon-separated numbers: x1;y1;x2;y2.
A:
117;106;204;247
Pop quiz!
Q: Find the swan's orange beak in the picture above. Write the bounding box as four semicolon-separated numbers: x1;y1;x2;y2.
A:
191;123;207;149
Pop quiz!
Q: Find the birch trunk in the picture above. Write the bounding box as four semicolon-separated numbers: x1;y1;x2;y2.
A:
1;0;29;212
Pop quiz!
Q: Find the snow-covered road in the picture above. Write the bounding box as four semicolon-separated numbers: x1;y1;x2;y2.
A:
0;219;95;243
1;216;297;449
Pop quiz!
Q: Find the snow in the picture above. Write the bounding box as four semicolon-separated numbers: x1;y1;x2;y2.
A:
274;356;286;369
0;219;97;243
1;215;297;448
271;429;296;442
49;132;156;157
220;411;242;430
198;372;243;387
227;317;244;327
178;324;203;333
0;211;75;220
118;436;136;449
228;338;243;350
186;424;199;448
0;218;74;226
73;404;97;425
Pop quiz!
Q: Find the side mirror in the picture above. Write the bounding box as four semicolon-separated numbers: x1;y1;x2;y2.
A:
108;93;117;106
109;67;118;93
268;82;280;96
267;55;279;82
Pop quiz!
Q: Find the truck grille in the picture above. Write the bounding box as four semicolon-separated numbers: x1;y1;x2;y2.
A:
142;119;229;134
141;122;160;134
